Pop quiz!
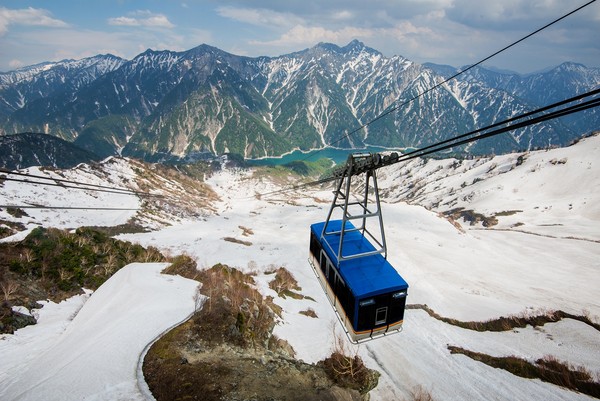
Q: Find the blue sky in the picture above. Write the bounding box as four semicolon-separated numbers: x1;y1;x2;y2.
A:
1;0;598;73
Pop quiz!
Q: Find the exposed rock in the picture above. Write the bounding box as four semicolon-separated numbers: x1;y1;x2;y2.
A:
0;306;37;334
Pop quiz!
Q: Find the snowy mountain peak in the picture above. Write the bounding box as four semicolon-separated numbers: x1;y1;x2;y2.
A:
342;39;379;55
184;43;232;58
554;61;589;73
1;41;598;160
0;55;125;88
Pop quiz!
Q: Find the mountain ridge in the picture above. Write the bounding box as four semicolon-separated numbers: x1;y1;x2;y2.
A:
0;132;102;170
0;41;598;161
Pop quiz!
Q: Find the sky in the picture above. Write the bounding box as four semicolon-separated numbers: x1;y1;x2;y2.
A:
0;0;599;74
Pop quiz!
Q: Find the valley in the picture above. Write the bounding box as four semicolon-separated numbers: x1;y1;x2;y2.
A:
0;135;599;400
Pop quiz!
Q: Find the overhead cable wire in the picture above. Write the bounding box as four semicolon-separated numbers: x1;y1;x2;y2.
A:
397;98;600;163
0;168;163;198
396;88;600;161
299;0;597;163
0;205;139;211
255;88;600;198
0;176;157;197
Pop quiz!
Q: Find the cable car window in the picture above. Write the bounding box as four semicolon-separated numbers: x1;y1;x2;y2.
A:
319;251;327;275
375;307;387;325
327;261;336;287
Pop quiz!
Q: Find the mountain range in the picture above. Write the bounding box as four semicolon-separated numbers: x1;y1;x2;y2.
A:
0;40;599;162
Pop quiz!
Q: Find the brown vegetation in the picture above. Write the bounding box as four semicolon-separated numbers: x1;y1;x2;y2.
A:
268;266;303;299
223;236;252;246
161;254;200;281
238;225;254;236
409;385;435;401
0;226;166;333
318;336;380;395
448;346;600;398
300;308;318;318
126;158;220;224
407;304;600;333
194;264;276;347
0;218;26;239
443;208;498;227
143;264;379;401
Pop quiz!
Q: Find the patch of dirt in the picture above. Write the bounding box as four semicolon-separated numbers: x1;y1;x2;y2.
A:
443;208;498;228
145;331;363;401
238;225;254;237
223;237;253;246
144;264;376;401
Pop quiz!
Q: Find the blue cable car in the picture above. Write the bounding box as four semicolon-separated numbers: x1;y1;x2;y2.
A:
308;153;408;342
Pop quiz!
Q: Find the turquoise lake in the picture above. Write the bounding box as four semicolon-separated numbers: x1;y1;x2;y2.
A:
246;146;409;167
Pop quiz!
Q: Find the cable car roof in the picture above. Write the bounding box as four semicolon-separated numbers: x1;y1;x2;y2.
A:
311;220;408;298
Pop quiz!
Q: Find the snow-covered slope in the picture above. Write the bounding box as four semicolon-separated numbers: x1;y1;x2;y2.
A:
0;157;216;241
1;136;599;400
378;133;600;242
0;263;198;401
116;138;598;400
0;160;140;238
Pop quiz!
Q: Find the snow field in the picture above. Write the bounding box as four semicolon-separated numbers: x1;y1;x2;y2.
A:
121;166;600;400
0;163;140;242
0;263;199;401
1;136;599;400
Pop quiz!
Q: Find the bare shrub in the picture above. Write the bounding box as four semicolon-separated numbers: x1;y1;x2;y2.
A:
195;264;276;348
19;249;35;263
246;260;258;273
536;355;594;390
103;254;118;275
163;254;199;280
143;246;164;262
448;346;600;398
268;266;301;297
318;334;380;394
1;279;18;302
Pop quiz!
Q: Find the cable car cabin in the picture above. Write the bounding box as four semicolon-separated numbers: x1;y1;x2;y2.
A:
309;219;409;342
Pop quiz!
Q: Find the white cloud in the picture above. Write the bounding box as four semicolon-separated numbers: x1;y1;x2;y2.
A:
108;17;139;27
3;27;196;69
251;24;373;47
0;7;68;35
108;11;175;29
0;1;597;73
331;10;354;21
143;15;175;29
446;0;596;29
216;6;304;28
